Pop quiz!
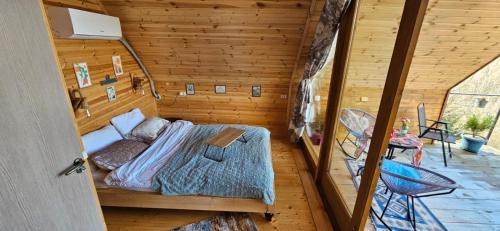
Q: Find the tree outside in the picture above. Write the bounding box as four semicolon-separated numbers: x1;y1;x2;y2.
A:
442;57;500;150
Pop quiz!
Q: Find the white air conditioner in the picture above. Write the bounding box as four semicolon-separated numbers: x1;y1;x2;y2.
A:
47;6;122;40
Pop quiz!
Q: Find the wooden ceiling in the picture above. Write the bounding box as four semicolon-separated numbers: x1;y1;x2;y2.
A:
340;0;500;129
348;0;500;90
100;0;313;134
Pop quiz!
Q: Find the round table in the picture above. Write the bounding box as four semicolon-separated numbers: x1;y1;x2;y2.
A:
386;140;419;160
386;133;423;166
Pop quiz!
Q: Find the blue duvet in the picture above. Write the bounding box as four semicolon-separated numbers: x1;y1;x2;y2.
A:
152;124;275;205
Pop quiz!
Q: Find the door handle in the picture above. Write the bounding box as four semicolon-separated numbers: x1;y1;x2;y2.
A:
63;158;86;176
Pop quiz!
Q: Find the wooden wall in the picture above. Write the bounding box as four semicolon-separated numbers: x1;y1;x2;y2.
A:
290;0;500;134
44;0;499;136
343;0;500;132
43;0;158;135
100;0;314;136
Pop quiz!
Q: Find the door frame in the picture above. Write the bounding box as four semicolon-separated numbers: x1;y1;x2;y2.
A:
314;0;430;229
314;0;360;229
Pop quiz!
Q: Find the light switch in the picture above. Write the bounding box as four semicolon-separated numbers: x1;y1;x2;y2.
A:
361;96;369;102
280;94;287;99
81;151;88;160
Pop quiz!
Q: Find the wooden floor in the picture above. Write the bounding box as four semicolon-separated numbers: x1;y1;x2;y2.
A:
101;139;331;231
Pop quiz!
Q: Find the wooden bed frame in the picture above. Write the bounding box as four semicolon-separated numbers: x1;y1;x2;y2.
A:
96;187;275;220
92;124;275;220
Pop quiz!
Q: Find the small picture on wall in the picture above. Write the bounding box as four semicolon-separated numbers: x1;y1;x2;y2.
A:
106;86;117;102
73;63;92;88
215;84;226;94
186;83;195;95
252;85;261;97
112;55;124;76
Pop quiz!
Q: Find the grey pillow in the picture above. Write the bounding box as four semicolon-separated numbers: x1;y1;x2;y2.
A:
131;117;170;143
90;139;149;170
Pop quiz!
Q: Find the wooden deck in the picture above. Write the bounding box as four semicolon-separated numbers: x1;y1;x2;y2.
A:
101;139;332;231
415;143;500;230
309;138;500;230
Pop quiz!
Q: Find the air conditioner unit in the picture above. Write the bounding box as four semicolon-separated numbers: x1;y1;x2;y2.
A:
47;6;122;40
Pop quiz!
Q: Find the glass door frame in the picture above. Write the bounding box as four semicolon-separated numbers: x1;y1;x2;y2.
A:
314;0;430;230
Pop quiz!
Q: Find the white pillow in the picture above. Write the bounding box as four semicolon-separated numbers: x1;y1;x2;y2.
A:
110;108;146;136
82;125;123;154
131;117;170;143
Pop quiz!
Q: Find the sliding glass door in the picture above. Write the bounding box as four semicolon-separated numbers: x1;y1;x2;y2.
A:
315;0;429;229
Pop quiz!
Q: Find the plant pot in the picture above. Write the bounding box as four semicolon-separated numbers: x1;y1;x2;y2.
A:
461;134;487;153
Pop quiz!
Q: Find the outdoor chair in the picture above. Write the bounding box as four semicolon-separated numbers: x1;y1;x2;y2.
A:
374;160;458;230
417;103;456;167
337;108;376;159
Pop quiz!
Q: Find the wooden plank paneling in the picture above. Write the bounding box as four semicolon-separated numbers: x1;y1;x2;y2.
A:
289;0;500;135
43;0;158;135
100;0;313;136
45;0;499;135
344;0;500;131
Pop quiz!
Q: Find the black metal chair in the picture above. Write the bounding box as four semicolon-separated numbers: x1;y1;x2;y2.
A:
373;160;458;230
417;103;456;167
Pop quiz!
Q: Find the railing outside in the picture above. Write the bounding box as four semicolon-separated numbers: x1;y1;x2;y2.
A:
443;93;500;150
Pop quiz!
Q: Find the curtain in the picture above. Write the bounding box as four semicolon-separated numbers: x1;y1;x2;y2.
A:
289;0;349;141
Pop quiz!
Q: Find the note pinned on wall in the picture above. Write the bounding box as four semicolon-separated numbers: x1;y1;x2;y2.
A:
112;55;124;76
73;62;92;88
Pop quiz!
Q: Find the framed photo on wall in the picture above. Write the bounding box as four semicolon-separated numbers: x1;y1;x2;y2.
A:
106;86;117;102
73;63;92;88
215;84;226;94
186;83;195;95
252;85;261;97
112;55;124;76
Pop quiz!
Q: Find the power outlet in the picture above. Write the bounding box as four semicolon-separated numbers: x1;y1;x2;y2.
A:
178;91;187;96
280;94;287;99
360;96;369;102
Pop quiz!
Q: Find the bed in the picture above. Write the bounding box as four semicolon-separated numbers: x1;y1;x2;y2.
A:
87;117;275;220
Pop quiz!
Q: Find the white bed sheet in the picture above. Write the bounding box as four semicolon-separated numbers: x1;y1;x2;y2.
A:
103;120;193;189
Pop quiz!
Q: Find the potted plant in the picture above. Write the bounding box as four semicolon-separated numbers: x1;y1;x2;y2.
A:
399;117;410;136
461;114;494;153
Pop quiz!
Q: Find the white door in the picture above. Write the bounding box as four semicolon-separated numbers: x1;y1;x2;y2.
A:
0;0;106;230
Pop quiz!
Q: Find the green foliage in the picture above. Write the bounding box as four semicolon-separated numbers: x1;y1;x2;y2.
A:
442;113;462;136
463;114;495;137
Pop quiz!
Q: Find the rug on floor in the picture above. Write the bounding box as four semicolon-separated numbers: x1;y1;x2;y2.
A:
345;158;447;231
171;213;259;231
